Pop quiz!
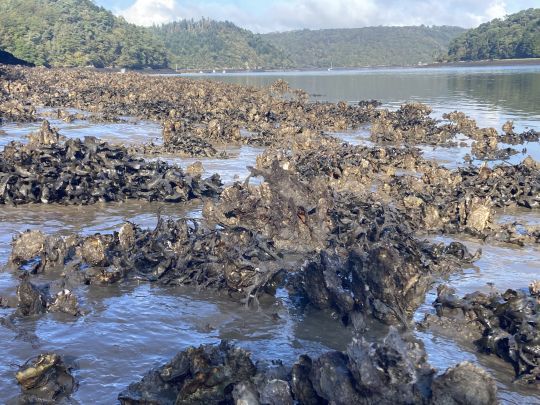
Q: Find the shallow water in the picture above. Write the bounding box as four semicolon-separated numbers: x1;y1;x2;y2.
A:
190;65;540;130
415;233;540;403
1;66;540;403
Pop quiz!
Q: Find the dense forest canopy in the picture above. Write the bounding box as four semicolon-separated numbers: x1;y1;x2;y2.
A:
150;19;293;69
446;8;540;61
0;0;168;68
262;26;465;68
6;0;536;69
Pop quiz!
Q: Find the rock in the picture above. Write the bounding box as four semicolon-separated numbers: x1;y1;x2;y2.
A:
310;351;362;404
232;381;260;405
118;341;256;404
0;134;222;205
424;284;540;383
530;280;540;297
28;120;60;147
259;379;293;405
345;328;433;404
15;353;77;402
47;289;80;316
404;195;424;208
9;230;46;266
186;161;205;176
118;222;136;250
464;199;492;233
290;355;324;405
431;362;498;405
15;274;48;317
79;236;108;266
118;332;499;405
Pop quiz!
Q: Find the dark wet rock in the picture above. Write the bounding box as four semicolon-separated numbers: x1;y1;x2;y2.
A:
205;162;478;325
15;352;77;403
15;274;48;317
431;362;498;405
290;355;325;405
118;341;256;405
421;283;540;384
259;379;293;405
0;130;222;205
9;230;78;273
291;206;477;325
47;289;80;317
9;217;290;304
343;329;434;404
120;331;498;405
14;274;80;317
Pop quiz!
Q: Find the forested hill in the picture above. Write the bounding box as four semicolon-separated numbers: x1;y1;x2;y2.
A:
262;26;466;68
0;0;167;68
446;8;540;61
0;0;467;70
150;20;293;70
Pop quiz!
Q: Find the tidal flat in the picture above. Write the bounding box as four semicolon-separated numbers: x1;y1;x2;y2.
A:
0;65;538;404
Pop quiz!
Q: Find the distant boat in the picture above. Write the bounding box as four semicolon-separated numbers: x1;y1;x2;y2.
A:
328;62;333;71
212;69;216;73
222;70;226;74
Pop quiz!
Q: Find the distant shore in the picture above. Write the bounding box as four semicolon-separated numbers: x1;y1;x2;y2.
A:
148;58;540;75
422;58;540;68
4;57;538;75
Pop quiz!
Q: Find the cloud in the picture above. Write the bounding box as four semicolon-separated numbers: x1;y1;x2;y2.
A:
117;0;533;32
120;0;179;26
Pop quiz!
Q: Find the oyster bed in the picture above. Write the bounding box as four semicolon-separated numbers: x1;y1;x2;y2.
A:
0;65;539;403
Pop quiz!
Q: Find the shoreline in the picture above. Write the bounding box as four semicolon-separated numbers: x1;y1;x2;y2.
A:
147;58;540;75
4;57;539;76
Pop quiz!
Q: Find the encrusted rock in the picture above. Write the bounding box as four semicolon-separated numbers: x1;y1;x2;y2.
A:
16;353;77;402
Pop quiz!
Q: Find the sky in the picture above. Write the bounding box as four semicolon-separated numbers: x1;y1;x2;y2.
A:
93;0;539;33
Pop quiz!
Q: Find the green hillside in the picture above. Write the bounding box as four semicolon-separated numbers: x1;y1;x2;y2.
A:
0;0;167;68
262;26;466;68
446;8;540;61
151;19;293;70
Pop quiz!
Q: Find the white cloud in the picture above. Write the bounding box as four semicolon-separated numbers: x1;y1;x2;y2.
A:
121;0;179;26
117;0;532;32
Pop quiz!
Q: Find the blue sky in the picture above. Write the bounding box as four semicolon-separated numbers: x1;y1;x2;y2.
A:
93;0;539;33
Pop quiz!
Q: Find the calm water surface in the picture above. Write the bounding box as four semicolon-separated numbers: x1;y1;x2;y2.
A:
1;65;539;403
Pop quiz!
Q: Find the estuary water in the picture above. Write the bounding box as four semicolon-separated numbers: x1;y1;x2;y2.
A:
0;64;539;403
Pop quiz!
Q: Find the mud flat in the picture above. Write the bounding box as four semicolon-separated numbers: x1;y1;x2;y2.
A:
0;65;539;403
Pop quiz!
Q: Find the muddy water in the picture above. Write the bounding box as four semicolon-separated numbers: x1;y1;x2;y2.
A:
1;67;540;403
